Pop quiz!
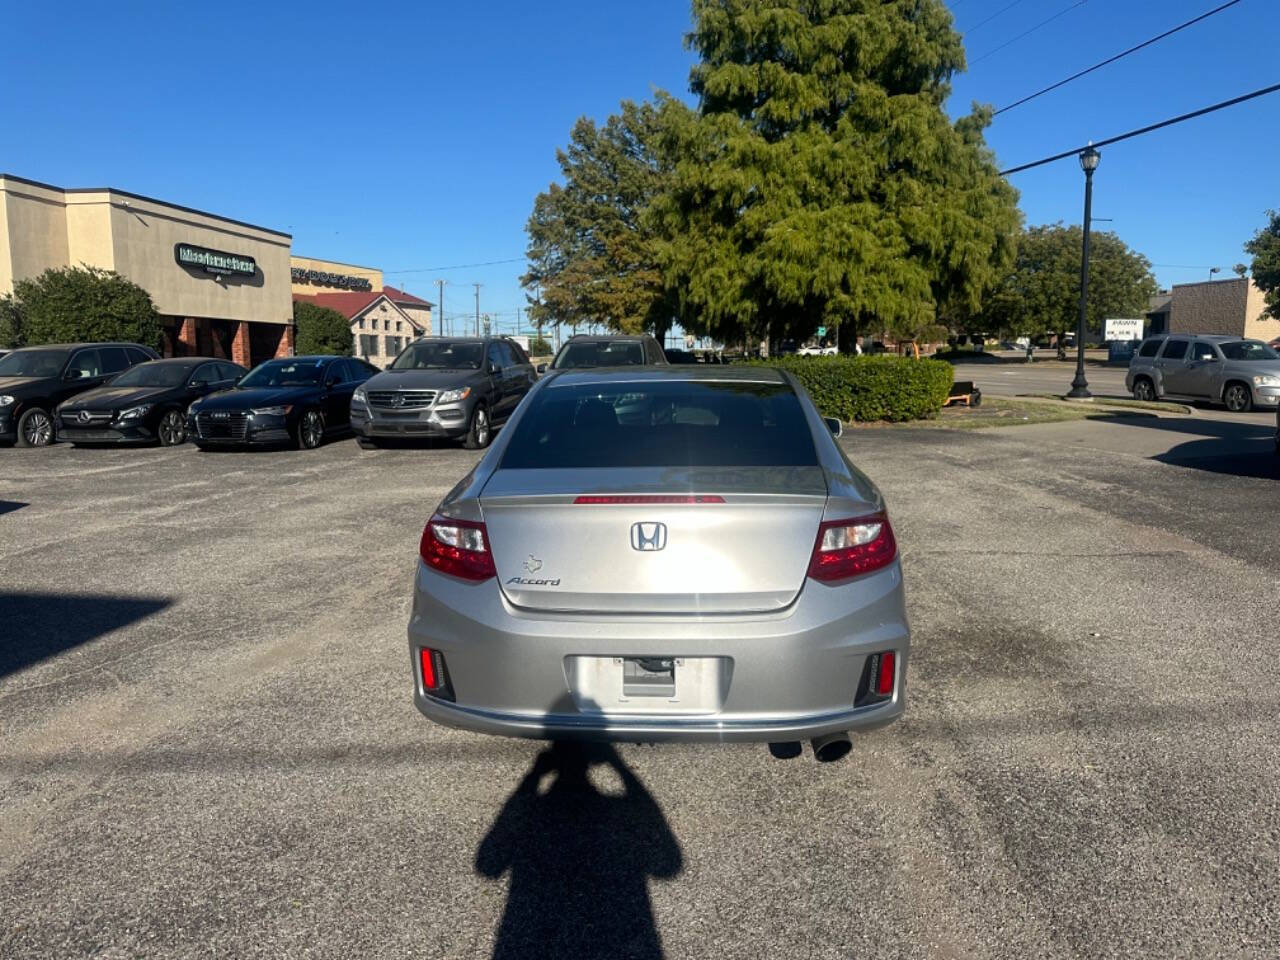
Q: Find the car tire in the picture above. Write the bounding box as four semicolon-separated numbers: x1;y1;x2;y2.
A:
462;403;490;450
157;409;187;446
1223;382;1253;413
1132;378;1156;403
16;407;55;447
295;409;325;450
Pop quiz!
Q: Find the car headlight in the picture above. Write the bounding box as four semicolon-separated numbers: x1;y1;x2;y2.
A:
352;387;367;404
436;386;471;404
0;395;14;407
251;405;293;417
117;404;153;420
1252;375;1280;387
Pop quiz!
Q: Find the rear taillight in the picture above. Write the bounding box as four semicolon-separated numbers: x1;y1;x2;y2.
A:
417;647;455;701
807;512;897;582
420;513;496;581
856;650;898;706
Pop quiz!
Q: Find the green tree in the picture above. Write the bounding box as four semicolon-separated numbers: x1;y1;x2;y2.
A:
523;100;678;341
983;224;1157;354
13;265;160;348
0;293;23;348
293;301;353;355
1244;210;1280;319
650;0;1021;350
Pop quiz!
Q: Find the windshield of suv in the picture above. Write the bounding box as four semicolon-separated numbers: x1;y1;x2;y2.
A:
0;348;70;378
391;341;484;370
239;359;326;388
552;341;645;369
108;363;193;388
1220;340;1279;361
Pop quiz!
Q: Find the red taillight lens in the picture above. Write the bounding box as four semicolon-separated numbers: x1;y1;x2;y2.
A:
420;513;496;581
876;652;896;696
807;512;897;582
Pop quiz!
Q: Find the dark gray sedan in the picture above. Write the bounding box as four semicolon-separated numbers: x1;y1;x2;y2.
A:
351;336;535;449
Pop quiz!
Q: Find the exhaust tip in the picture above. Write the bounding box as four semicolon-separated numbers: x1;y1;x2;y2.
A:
767;741;803;760
811;732;852;763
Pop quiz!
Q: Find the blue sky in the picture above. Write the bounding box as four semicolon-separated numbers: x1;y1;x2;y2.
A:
1;1;1276;336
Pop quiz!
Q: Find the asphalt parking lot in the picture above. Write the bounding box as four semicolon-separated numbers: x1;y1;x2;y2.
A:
2;418;1278;959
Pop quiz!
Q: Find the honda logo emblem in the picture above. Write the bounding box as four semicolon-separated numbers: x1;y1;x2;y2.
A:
630;522;667;552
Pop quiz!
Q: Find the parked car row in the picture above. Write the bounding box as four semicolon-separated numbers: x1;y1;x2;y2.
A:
2;333;683;452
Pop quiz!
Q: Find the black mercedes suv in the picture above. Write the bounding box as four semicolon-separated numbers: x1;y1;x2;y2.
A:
0;342;159;447
350;336;535;449
57;357;246;446
187;355;378;450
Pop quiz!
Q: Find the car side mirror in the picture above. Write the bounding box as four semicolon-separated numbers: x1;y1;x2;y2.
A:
536;363;547;374
489;363;502;376
188;379;207;390
325;376;339;388
823;417;843;438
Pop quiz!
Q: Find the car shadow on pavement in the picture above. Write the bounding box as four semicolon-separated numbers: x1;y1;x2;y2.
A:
1104;413;1278;480
0;592;173;679
0;500;28;516
475;737;682;960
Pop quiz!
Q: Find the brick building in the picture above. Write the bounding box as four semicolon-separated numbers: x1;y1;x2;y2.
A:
1164;277;1279;341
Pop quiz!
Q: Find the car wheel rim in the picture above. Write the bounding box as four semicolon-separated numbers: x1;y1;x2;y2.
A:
303;413;322;447
24;412;52;446
160;413;184;445
1227;387;1246;411
476;410;488;445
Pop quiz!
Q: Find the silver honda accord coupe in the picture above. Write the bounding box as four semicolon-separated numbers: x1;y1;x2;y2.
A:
408;365;909;761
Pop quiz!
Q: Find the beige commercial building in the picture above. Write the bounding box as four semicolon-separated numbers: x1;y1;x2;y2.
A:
1;173;295;366
1164;277;1279;342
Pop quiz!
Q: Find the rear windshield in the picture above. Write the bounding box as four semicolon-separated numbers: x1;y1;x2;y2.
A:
552;341;645;369
109;362;193;387
501;379;817;468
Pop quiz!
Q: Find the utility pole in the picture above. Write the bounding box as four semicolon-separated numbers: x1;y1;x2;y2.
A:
473;283;482;337
516;306;521;335
436;279;446;336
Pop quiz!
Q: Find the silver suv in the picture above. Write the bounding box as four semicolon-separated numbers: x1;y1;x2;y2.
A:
1126;335;1280;412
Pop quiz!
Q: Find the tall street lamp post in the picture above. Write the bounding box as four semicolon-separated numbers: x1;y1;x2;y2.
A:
1068;144;1101;399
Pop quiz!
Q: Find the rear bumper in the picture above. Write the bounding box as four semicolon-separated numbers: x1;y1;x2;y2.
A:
408;560;910;743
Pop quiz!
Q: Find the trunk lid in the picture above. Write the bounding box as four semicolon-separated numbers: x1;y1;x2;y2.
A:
480;467;827;614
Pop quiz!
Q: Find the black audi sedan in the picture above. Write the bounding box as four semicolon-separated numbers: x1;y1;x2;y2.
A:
188;355;378;450
57;357;246;446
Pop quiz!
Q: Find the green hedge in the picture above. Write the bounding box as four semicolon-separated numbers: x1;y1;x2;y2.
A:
747;355;954;422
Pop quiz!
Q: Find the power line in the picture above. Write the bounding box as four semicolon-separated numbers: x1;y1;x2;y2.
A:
1000;81;1280;175
384;257;526;275
971;0;1087;66
963;0;1033;35
994;0;1245;116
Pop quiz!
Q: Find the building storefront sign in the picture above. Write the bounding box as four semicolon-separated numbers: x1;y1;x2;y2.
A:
291;266;372;291
175;243;257;277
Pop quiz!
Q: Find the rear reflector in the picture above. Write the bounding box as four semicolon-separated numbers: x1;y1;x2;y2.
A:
808;512;897;582
876;652;896;696
420;513;497;581
573;495;725;505
420;648;439;690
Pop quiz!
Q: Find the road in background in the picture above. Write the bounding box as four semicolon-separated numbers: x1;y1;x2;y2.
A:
1;420;1278;959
